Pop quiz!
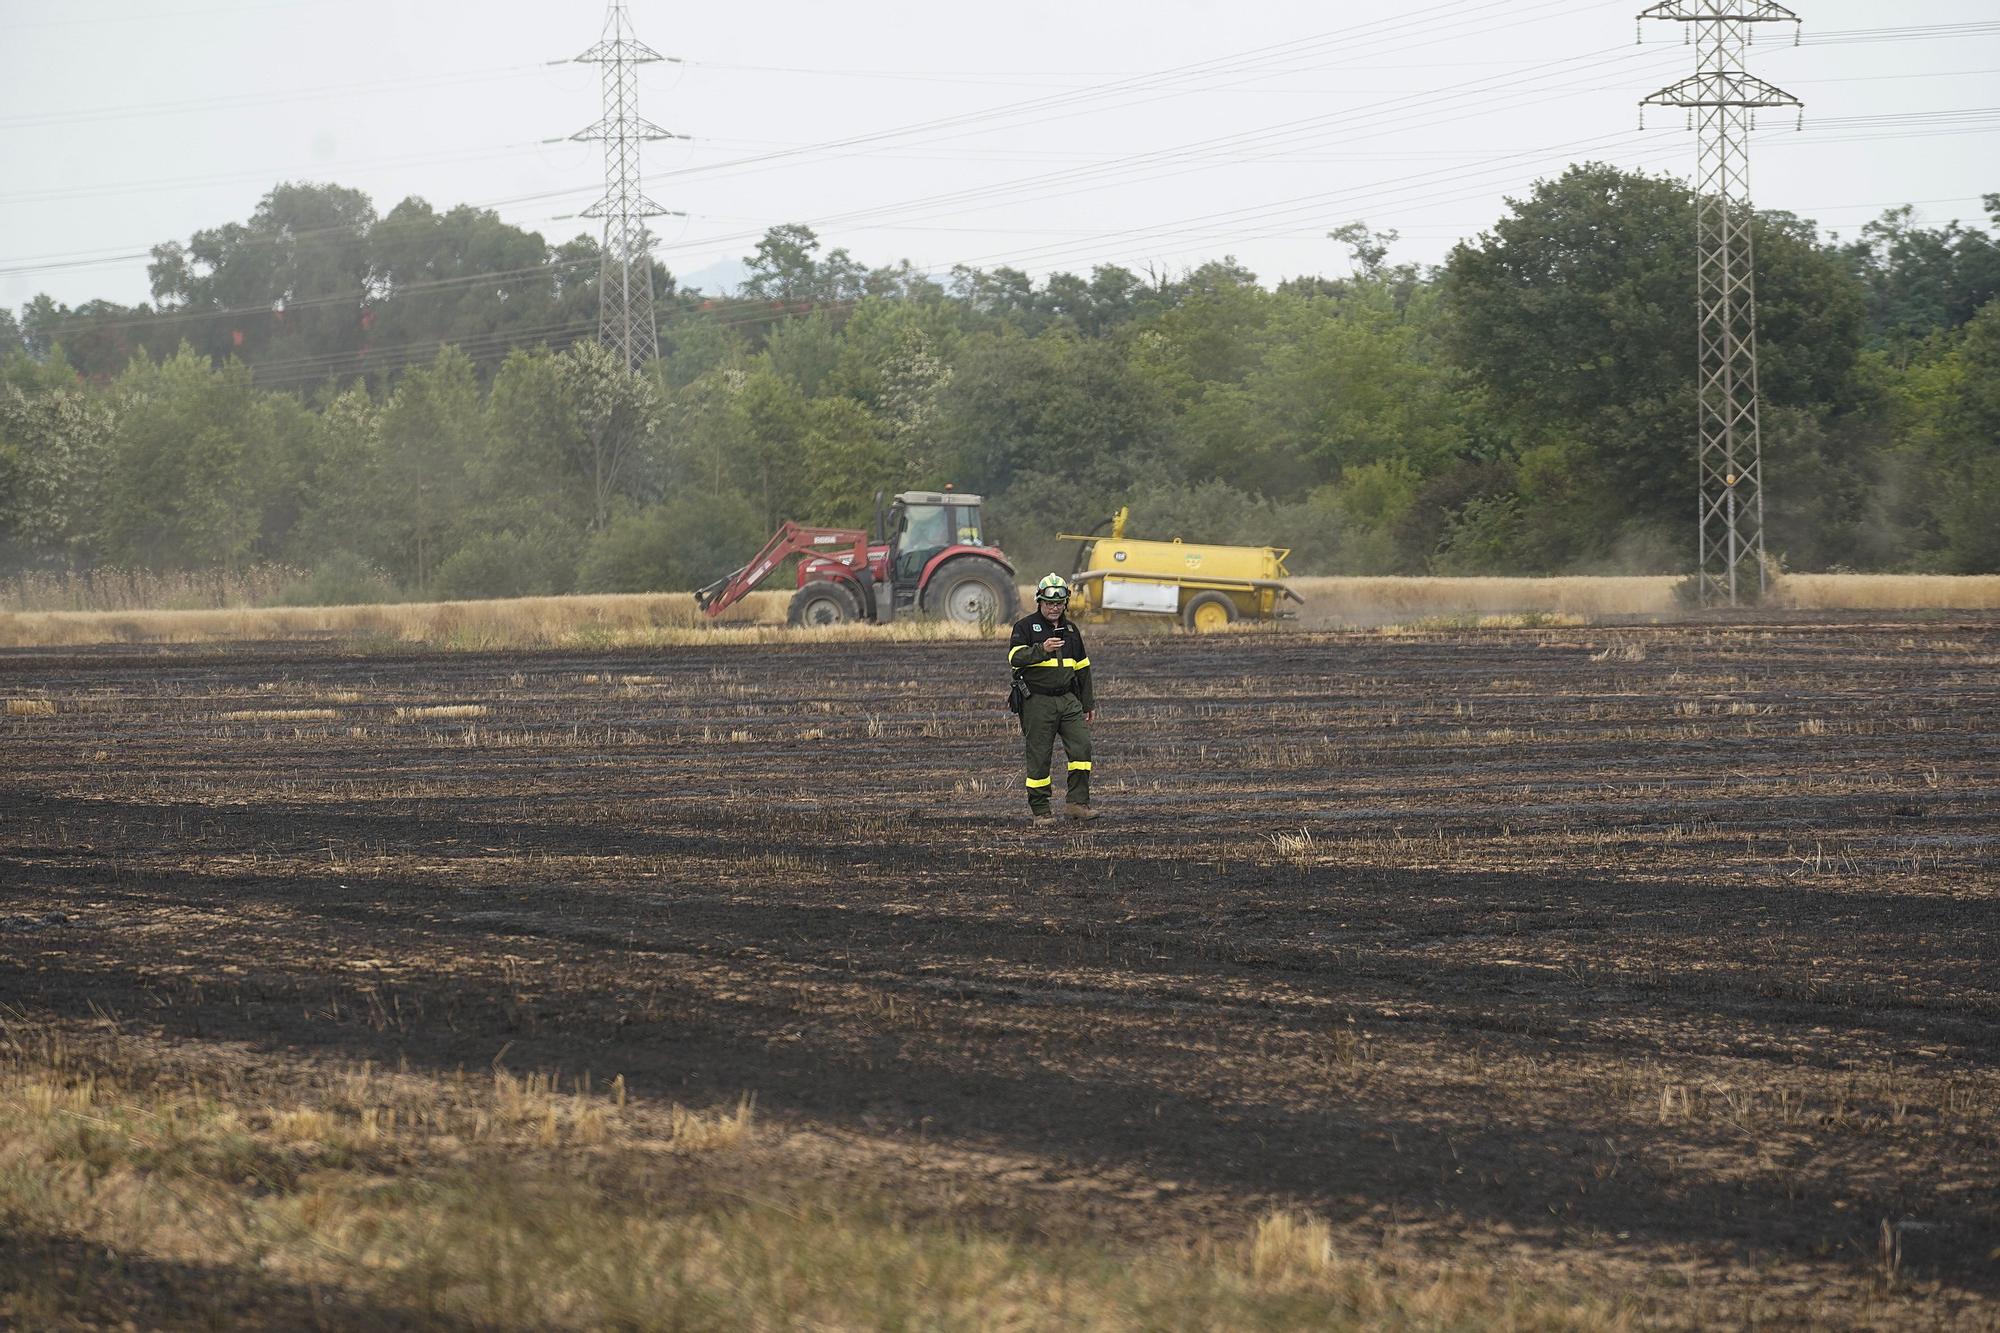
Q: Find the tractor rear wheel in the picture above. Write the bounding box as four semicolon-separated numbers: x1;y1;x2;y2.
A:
924;558;1018;625
787;579;861;627
1183;591;1238;632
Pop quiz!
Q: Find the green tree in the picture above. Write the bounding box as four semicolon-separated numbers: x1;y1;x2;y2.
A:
947;265;1039;332
0;351;114;571
764;311;843;398
872;322;953;482
490;341;665;540
1930;300;2000;570
20;296;60;359
557;340;665;532
657;314;740;391
148;182;377;375
1239;285;1466;493
284;385;388;574
243;390;318;564
801;397;897;527
1327;457;1423;573
1442;162;1866;564
732;368;813;528
742;224;825;305
376;347;487;588
100;346;266;569
660;359;823;531
936;329;1166;567
1839;201;2000;354
362;198;602;376
14;297;162;381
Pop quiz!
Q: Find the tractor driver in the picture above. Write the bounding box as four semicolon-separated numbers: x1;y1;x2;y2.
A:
1007;573;1097;820
895;504;951;586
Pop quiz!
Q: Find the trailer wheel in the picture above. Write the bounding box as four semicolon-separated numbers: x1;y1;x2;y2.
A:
924;558;1018;625
787;580;860;627
1183;591;1238;633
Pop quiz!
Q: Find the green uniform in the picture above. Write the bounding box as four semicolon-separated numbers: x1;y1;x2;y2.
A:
1007;610;1094;814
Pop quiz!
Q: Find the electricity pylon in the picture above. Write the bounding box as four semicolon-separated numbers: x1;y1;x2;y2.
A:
572;2;681;372
1639;2;1802;606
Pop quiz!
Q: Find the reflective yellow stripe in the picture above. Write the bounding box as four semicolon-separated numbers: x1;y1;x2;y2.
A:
1025;776;1053;788
1067;760;1092;771
1063;657;1089;669
1027;658;1060;668
1007;644;1034;664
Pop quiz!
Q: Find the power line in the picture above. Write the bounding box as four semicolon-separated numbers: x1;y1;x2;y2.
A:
54;139;1994;397
27;103;1988;354
629;43;1686;279
0;4;1562;276
11;11;1980;287
0;185;604;277
1789;20;2000;46
0;0;323;30
650;0;1536;185
19;91;1990;345
16;258;599;340
0;62;556;132
0;140;567;208
247;317;604;389
677;21;2000;80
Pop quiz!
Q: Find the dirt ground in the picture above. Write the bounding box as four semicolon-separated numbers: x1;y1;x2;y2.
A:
3;614;1997;1326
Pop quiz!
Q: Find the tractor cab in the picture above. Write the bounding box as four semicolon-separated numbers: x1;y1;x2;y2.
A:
880;490;989;609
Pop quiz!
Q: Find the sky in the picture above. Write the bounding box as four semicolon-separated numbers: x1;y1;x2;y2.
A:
2;0;1995;314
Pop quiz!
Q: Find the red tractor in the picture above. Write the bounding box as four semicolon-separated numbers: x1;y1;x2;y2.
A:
693;490;1020;627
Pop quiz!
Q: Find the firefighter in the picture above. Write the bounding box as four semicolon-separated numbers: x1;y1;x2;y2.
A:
1008;573;1097;820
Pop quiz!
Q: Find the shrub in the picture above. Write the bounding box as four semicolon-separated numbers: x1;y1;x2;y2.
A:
578;493;765;594
432;532;575;601
272;552;400;608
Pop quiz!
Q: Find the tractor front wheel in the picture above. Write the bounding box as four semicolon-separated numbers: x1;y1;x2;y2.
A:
924;558;1018;625
787;580;861;627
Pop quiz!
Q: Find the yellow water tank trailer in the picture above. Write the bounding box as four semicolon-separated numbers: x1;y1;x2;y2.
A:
1058;508;1303;632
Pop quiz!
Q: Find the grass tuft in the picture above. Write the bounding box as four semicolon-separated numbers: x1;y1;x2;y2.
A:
220;707;339;722
1248;1209;1337;1280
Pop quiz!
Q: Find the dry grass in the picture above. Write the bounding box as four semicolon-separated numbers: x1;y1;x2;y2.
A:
1297;572;2000;622
0;590;1004;650
1293;575;1682;621
0;565;306;613
219;707;340;722
392;704;489;721
5;698;58;716
1771;573;2000;610
0;1030;1630;1331
1249;1210;1337;1280
4;574;1995;650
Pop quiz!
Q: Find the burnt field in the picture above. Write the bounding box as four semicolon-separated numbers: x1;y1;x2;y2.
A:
3;615;1998;1326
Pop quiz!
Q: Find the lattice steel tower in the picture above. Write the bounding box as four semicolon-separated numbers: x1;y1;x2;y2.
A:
572;2;678;371
1639;3;1802;606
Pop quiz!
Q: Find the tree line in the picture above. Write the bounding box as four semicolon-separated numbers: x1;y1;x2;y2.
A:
2;164;1996;604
